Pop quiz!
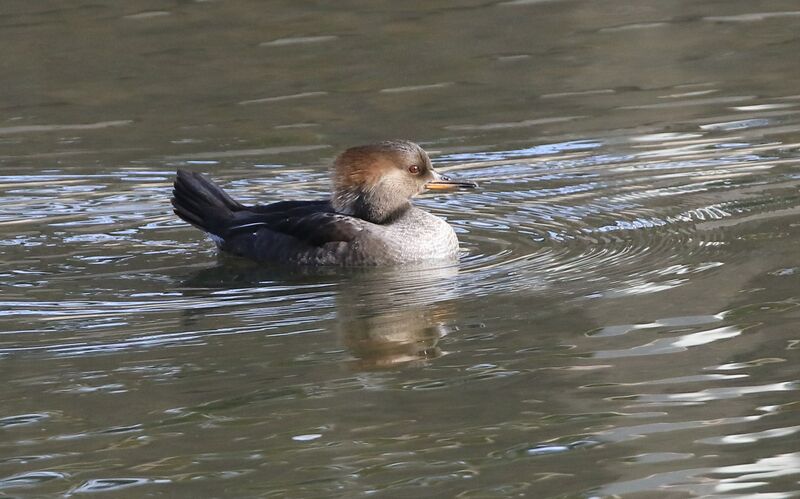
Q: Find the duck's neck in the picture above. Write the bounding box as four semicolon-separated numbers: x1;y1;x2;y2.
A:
332;187;411;224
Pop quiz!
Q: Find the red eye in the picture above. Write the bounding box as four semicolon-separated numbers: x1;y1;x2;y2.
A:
408;165;421;174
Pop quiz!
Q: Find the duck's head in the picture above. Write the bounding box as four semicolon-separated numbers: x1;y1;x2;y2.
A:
331;140;476;223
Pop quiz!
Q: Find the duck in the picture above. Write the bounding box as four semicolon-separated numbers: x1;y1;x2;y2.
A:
171;140;476;266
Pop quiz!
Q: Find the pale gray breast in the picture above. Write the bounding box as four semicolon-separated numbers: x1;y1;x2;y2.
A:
363;207;460;263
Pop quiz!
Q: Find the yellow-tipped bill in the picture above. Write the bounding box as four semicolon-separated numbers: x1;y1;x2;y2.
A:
425;179;478;191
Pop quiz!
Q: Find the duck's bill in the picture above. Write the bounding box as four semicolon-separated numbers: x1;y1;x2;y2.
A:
425;180;478;191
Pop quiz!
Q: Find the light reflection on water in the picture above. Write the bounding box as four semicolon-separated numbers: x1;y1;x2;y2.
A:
2;0;800;497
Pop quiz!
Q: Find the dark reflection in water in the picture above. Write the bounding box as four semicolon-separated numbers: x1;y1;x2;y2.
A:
2;0;800;497
333;267;459;370
183;261;462;369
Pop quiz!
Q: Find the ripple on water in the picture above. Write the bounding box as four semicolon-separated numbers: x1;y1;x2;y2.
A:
1;120;798;356
0;413;50;428
69;477;171;494
0;471;68;490
432;129;800;298
2;1;800;497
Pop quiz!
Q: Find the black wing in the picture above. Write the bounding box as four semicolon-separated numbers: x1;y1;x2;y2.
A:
250;199;331;215
172;170;366;252
227;204;365;247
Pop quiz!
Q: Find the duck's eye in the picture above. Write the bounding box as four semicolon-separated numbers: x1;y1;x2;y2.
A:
408;165;421;175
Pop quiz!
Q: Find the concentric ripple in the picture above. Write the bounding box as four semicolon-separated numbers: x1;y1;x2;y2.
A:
426;127;800;298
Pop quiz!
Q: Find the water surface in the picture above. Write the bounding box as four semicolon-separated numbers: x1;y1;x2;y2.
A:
2;0;800;497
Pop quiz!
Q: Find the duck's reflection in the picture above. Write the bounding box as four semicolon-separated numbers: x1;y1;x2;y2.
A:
339;309;449;369
334;264;460;369
180;258;462;369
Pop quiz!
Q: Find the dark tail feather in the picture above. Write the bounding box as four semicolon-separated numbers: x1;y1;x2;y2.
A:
172;170;245;237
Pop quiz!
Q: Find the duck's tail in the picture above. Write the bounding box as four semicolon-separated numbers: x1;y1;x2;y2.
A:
171;170;245;238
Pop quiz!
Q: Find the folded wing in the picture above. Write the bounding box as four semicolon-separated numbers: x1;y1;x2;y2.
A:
172;170;367;263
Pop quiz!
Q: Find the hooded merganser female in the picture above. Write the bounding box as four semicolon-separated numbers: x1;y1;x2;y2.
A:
172;140;476;266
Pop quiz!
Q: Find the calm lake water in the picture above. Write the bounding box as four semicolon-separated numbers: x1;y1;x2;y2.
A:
2;1;800;497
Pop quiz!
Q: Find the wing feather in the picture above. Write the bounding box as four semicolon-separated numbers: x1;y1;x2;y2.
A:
225;200;365;247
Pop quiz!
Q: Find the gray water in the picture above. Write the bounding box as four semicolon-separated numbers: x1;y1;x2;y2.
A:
2;1;800;497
